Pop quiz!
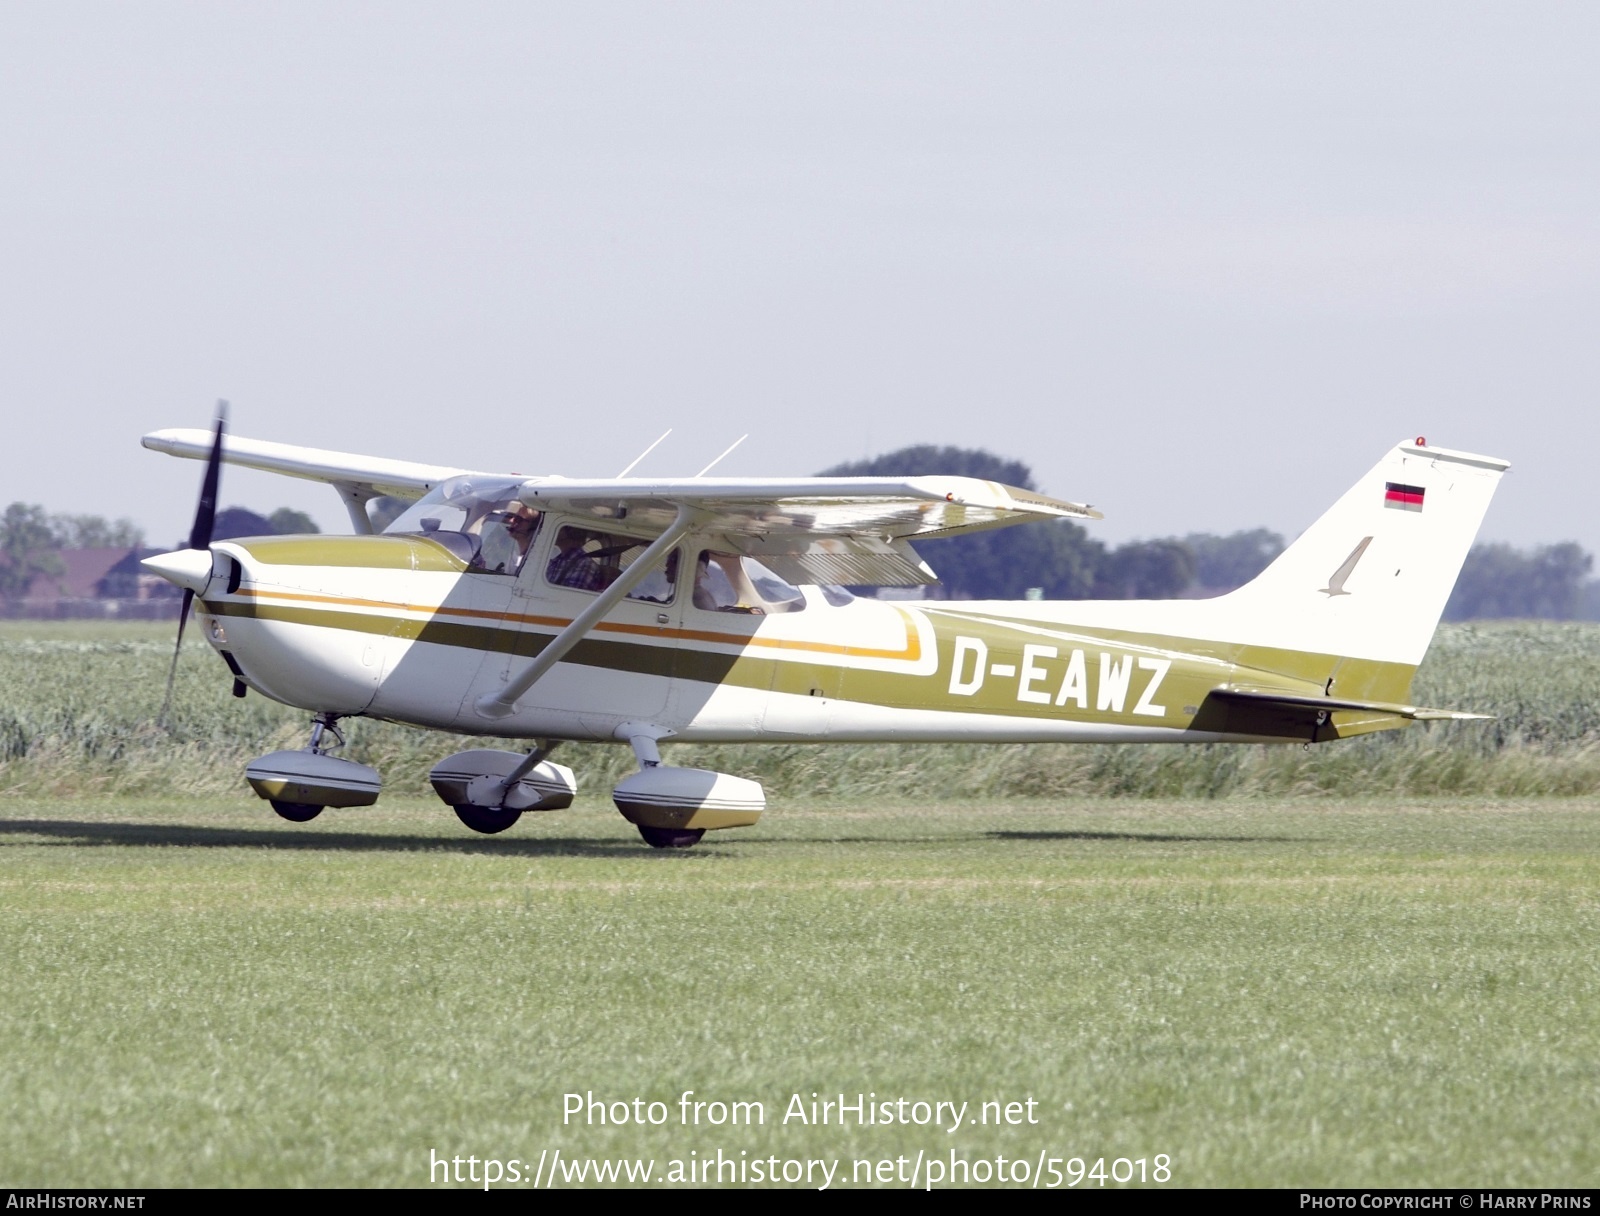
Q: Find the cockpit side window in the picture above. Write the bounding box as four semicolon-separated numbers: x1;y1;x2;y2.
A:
478;506;541;575
545;526;679;603
382;477;540;575
692;552;806;615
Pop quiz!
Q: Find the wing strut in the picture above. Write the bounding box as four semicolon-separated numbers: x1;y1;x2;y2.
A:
474;504;701;721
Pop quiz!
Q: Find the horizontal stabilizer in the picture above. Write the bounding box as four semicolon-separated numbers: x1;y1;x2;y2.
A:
1214;686;1492;722
1190;684;1491;744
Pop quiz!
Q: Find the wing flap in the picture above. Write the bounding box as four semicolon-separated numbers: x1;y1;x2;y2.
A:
732;536;938;586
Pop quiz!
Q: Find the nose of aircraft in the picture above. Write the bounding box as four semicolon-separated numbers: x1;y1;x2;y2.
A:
142;547;217;596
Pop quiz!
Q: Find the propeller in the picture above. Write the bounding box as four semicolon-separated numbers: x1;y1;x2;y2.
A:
158;401;228;727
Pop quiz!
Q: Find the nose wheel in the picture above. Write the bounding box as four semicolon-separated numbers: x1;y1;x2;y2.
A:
452;804;523;835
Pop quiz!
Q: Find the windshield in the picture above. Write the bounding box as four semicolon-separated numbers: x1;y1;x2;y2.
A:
383;476;536;573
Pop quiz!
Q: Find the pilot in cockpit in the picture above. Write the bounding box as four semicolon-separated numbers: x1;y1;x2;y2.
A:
476;502;541;573
500;504;540;560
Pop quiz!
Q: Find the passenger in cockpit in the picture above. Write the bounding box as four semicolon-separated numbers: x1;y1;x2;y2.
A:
547;528;616;591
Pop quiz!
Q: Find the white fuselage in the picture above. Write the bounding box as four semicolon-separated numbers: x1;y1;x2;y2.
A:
199;528;1283;747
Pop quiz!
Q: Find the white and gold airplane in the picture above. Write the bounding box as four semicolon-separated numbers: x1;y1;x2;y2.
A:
141;418;1507;847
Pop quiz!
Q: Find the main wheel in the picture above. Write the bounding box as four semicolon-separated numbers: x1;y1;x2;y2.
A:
271;800;323;823
453;803;522;835
637;825;705;849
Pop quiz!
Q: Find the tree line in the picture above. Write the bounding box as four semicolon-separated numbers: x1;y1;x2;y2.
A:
821;446;1597;619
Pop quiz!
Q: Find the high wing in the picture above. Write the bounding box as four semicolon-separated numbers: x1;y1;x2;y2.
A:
143;428;1100;584
518;476;1100;585
142;428;494;532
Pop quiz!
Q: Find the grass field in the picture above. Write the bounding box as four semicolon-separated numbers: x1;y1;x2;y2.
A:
2;623;1598;1187
2;796;1597;1188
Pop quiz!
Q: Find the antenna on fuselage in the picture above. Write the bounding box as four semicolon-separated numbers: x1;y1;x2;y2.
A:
615;429;672;478
694;434;748;477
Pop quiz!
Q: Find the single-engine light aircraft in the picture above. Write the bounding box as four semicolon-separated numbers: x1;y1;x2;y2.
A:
141;416;1506;847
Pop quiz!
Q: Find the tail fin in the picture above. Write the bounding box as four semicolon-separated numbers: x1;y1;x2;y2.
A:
1218;439;1508;668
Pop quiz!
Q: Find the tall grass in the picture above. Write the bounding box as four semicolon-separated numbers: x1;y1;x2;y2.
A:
3;619;1598;801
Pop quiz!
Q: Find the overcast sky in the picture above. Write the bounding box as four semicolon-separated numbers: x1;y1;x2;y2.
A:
2;2;1596;554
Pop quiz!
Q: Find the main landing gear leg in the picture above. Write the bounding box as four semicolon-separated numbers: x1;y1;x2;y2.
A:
619;726;704;850
268;713;344;823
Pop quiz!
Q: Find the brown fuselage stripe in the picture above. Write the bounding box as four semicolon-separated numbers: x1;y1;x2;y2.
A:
232;587;923;662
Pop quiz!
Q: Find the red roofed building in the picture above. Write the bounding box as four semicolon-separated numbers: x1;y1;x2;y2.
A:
6;548;181;619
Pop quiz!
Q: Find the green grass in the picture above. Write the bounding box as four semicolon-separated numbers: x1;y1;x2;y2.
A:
2;795;1597;1187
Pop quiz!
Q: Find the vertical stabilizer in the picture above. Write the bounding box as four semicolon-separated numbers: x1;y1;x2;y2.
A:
1217;440;1508;668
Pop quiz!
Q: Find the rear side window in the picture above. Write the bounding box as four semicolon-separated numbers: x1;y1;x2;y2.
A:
545;526;678;603
692;552;806;615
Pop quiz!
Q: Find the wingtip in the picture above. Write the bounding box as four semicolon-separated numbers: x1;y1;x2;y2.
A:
141;429;186;453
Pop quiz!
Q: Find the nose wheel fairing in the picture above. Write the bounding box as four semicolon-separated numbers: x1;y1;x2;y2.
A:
244;750;381;810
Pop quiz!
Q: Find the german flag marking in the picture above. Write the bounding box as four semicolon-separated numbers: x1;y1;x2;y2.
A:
1384;482;1425;512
